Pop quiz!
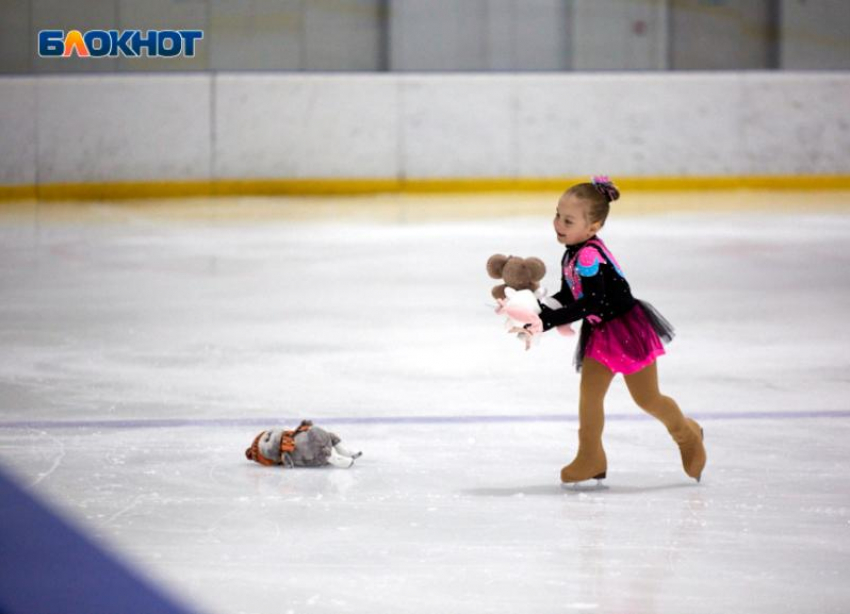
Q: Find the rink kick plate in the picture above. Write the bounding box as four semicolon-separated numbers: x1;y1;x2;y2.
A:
0;464;201;614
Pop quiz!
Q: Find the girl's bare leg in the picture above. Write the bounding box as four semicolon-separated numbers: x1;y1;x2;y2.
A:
624;361;706;481
561;357;616;483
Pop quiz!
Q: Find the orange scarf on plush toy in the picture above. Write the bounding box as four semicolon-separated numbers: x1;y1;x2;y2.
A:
244;420;313;466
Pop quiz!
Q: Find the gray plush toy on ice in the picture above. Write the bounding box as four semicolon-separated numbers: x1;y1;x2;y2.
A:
245;420;362;468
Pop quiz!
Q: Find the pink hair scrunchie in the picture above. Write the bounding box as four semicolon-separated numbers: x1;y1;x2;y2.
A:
591;175;619;202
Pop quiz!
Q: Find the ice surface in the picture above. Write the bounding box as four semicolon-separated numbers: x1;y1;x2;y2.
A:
1;195;849;614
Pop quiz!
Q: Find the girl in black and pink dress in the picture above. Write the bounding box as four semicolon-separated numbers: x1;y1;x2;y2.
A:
511;177;706;485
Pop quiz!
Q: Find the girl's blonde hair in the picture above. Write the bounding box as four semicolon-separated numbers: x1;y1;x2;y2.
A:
565;177;620;227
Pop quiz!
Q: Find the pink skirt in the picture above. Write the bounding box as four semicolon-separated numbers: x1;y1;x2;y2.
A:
580;301;672;375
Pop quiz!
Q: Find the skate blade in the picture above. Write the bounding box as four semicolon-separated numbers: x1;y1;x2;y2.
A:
561;478;608;492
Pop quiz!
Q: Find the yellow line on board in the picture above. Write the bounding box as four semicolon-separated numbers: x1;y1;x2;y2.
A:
1;175;849;202
0;185;37;200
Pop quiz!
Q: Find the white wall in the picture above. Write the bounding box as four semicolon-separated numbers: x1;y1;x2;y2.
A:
1;72;849;187
389;0;570;71
5;1;849;75
780;0;850;70
572;0;668;71
670;0;776;70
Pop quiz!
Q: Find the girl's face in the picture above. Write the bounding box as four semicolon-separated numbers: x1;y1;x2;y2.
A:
553;194;602;246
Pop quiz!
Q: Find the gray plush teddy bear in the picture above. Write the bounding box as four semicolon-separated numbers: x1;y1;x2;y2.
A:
245;420;362;468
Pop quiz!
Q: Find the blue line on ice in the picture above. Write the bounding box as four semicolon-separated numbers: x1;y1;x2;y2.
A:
1;410;849;430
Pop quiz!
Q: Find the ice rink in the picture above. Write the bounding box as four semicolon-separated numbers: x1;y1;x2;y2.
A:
1;191;849;614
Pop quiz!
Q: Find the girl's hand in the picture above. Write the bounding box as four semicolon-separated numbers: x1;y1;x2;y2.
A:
508;324;538;351
505;307;543;334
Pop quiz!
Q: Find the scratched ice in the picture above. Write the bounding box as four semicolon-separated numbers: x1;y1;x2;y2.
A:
1;197;849;614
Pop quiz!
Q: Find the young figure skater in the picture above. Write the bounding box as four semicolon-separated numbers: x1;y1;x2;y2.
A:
510;176;706;484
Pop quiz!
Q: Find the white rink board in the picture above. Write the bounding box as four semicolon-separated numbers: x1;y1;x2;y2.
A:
0;77;37;185
2;72;849;185
36;75;212;184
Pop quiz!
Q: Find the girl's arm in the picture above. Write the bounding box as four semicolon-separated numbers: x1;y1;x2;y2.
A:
547;278;576;307
538;249;605;330
541;253;576;307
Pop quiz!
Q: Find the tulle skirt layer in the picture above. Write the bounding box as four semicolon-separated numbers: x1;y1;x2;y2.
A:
574;300;675;374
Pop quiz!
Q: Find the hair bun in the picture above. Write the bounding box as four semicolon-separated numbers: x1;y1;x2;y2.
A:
591;175;620;202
